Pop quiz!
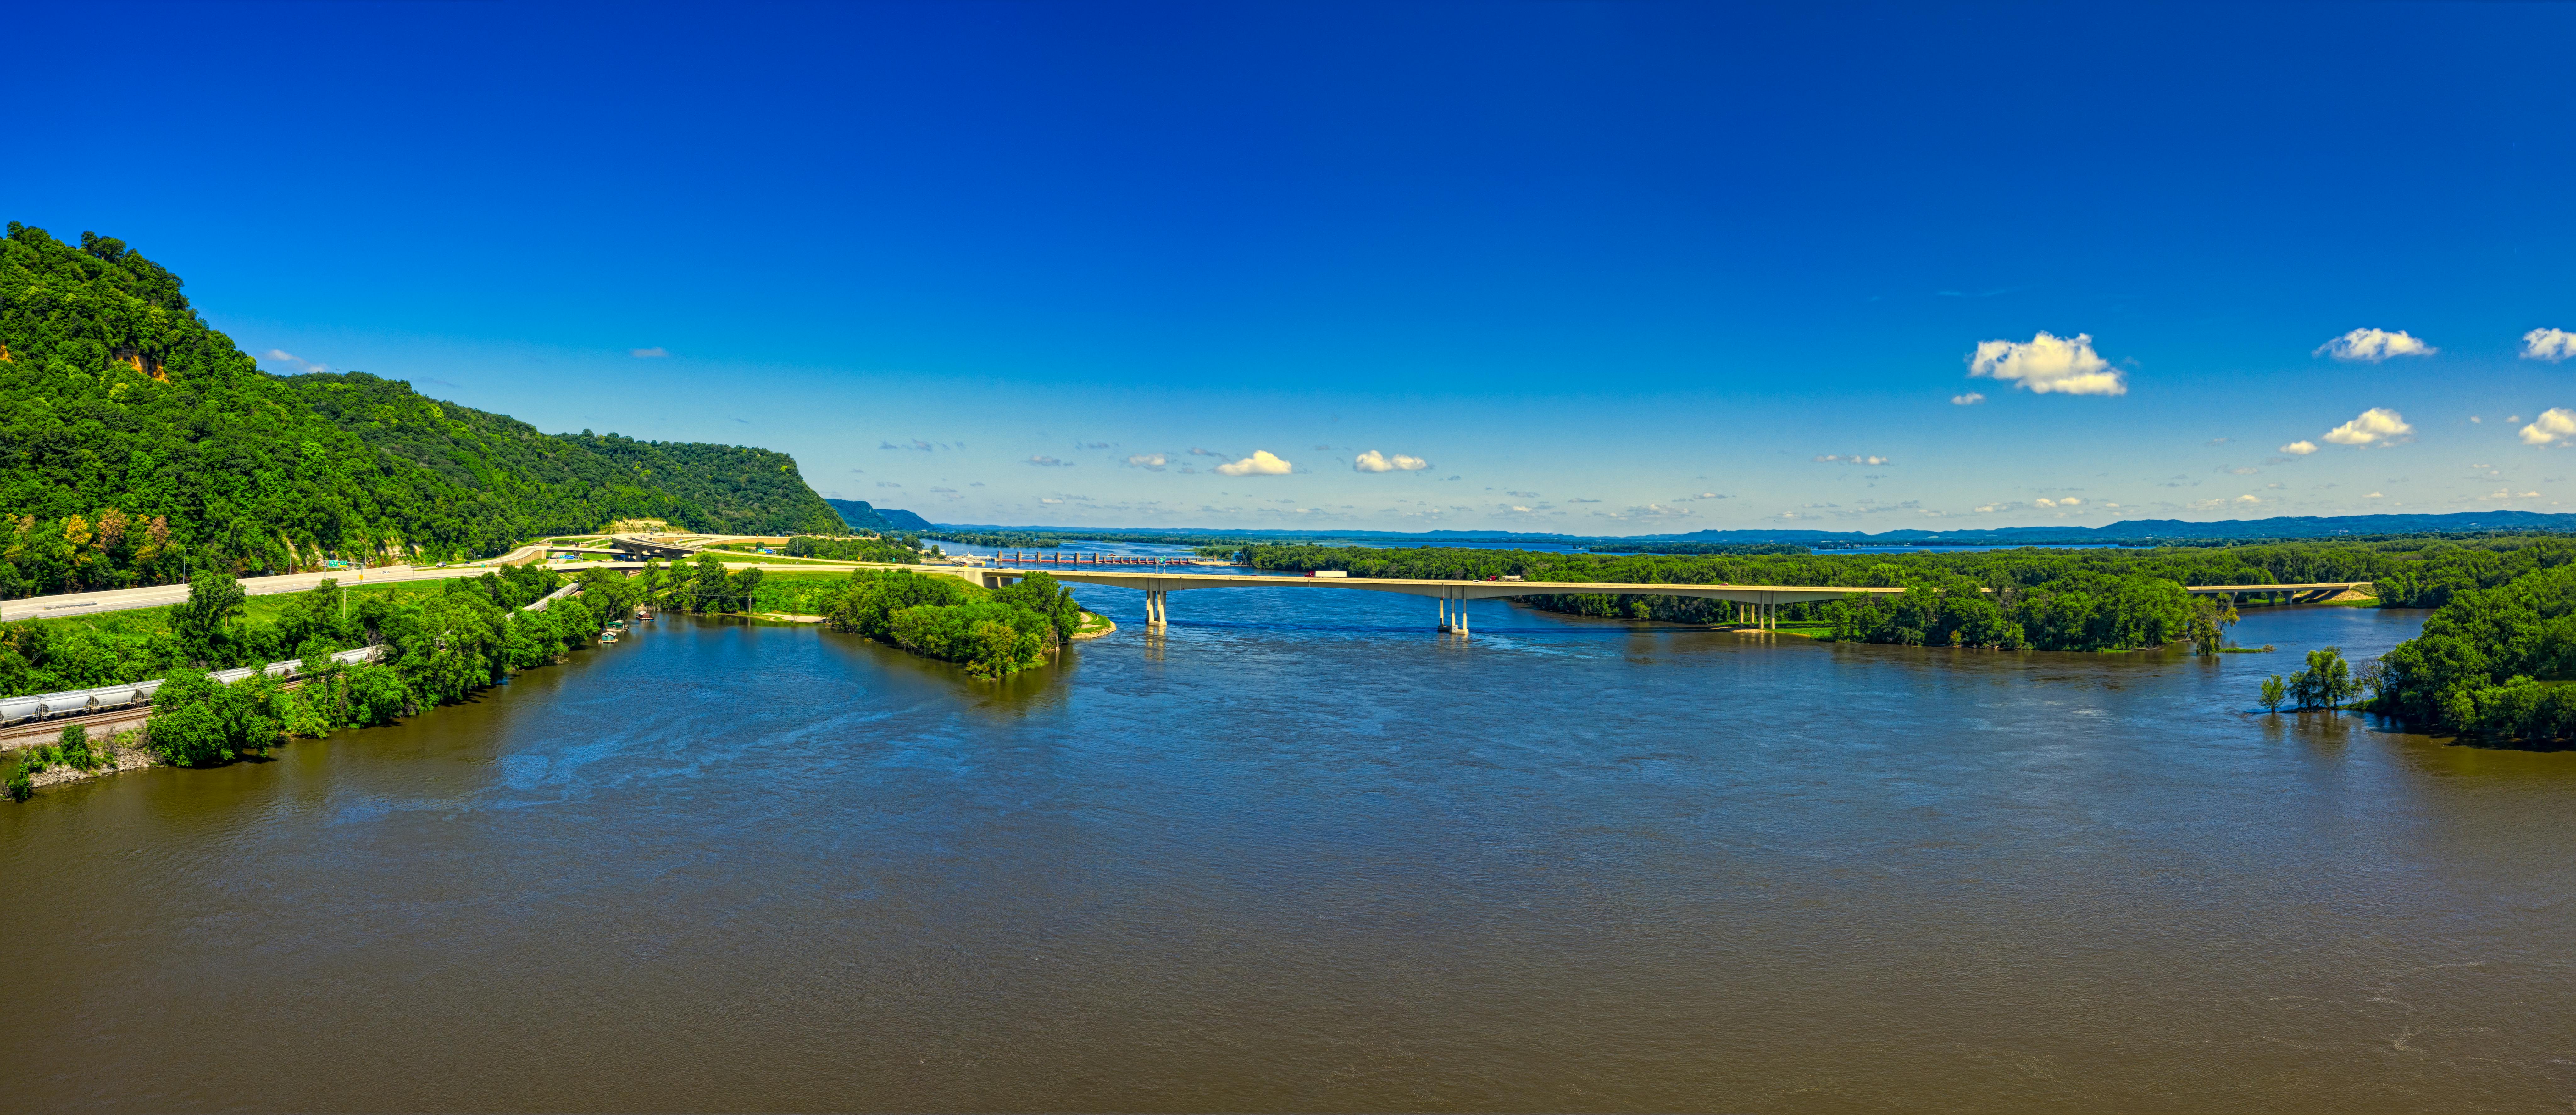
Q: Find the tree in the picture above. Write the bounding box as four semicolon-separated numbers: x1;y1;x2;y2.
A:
170;570;247;667
54;722;95;771
2260;675;2287;714
147;669;238;767
2190;595;2240;655
2290;647;2352;710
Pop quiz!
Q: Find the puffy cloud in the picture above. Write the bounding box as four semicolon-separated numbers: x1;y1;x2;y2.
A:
2366;491;2385;498
1027;455;1073;467
630;347;669;358
2520;408;2576;445
2279;440;2318;455
2321;408;2414;446
1813;454;1891;465
1968;332;2126;396
1126;453;1168;470
2033;497;2083;508
2314;328;2435;362
2236;494;2260;504
1353;449;1430;472
2525;328;2576;362
1951;392;1985;406
1215;450;1293;476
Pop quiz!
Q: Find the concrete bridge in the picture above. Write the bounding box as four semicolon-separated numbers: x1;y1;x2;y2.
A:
963;567;1907;633
2185;582;2373;604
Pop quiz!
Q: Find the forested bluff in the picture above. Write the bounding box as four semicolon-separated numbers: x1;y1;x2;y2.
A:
0;223;845;597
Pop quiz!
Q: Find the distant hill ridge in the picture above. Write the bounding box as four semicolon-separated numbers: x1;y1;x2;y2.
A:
0;222;842;592
926;511;2576;546
826;499;933;533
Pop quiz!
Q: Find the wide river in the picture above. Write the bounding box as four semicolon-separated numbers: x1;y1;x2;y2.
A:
5;588;2573;1112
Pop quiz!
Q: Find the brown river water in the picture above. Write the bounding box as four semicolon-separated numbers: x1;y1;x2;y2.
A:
3;588;2572;1112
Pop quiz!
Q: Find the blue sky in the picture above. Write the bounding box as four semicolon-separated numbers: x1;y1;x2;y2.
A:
13;2;2576;533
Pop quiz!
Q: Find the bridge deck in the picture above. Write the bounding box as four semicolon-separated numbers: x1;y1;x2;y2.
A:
2184;582;2372;594
978;568;1908;603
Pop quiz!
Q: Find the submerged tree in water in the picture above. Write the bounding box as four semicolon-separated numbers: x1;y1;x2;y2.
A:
2259;675;2287;714
2287;647;2355;711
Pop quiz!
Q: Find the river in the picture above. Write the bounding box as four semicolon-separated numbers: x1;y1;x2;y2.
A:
4;589;2571;1112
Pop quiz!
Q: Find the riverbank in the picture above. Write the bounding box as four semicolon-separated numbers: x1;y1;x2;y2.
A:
20;729;162;790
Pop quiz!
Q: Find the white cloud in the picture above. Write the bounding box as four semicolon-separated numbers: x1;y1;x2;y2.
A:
1040;497;1063;505
2033;497;2083;508
1813;454;1892;465
1968;332;2126;396
2279;440;2318;455
630;347;669;358
2520;408;2576;445
1353;449;1430;472
2236;494;2260;504
2315;328;2435;362
2523;328;2576;362
2105;502;2121;508
1952;392;1985;406
1126;453;1168;470
2366;492;2384;498
1216;450;1293;477
2060;497;2082;505
2321;408;2414;446
262;348;329;373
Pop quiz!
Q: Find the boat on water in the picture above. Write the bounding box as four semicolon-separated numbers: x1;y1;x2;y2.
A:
598;629;620;644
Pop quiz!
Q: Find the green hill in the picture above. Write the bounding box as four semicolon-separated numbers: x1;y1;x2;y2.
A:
0;222;842;597
825;499;934;533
